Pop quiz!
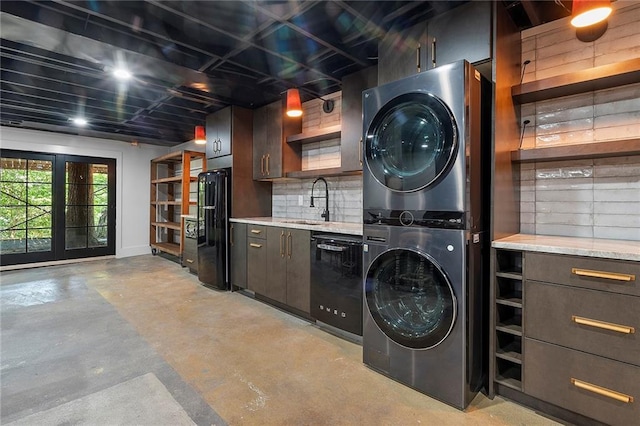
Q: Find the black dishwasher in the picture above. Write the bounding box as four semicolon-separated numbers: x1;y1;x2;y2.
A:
311;233;363;337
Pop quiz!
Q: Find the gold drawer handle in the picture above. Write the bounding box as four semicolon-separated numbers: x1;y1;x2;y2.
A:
572;315;635;334
249;243;262;248
250;229;262;234
186;259;194;264
571;378;634;403
571;268;635;282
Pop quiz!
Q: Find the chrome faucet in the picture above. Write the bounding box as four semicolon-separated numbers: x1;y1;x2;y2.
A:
310;177;330;222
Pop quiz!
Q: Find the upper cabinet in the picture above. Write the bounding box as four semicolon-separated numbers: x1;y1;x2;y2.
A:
378;1;491;85
341;66;378;172
253;100;302;180
206;107;232;159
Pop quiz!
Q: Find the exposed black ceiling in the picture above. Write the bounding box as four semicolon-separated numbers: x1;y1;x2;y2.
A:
0;1;570;147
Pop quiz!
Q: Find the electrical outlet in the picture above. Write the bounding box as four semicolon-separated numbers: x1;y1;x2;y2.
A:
298;195;304;206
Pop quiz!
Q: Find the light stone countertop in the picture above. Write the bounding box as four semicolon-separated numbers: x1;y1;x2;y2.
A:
230;217;363;236
492;234;640;261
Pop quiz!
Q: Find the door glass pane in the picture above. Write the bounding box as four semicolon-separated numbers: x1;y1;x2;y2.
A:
64;162;111;251
1;157;53;256
365;248;456;349
365;93;457;192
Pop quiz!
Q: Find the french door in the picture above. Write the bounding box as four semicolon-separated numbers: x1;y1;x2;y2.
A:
0;150;116;266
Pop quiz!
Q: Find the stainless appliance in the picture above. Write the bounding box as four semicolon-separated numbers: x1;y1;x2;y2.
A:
363;225;484;410
197;169;230;290
362;60;483;231
361;60;487;410
311;233;363;339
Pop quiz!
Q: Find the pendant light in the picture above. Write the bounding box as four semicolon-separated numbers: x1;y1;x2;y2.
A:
571;0;612;28
194;125;206;145
285;88;303;117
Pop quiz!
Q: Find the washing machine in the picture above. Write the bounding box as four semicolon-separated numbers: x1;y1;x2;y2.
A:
362;223;484;410
362;60;483;232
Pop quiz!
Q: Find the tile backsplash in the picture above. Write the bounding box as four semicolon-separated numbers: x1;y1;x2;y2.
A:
272;176;363;223
519;2;640;241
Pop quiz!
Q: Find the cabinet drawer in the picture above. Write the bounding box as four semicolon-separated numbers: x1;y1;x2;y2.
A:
524;339;639;426
247;225;267;239
525;280;639;366
526;252;639;297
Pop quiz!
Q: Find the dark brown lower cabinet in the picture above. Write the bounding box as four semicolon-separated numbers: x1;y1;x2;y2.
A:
491;248;640;425
247;235;266;295
265;226;310;313
230;222;247;288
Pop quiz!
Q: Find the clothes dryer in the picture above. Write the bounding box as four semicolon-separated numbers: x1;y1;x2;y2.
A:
362;60;483;232
362;224;484;410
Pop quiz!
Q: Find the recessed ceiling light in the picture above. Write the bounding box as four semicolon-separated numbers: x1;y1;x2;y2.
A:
72;117;88;126
113;68;132;80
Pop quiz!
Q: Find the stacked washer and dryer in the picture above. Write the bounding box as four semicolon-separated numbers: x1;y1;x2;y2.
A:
361;60;487;410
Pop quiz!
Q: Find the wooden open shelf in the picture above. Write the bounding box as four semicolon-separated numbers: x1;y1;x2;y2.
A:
512;58;640;104
512;138;640;163
286;124;341;144
151;221;181;230
150;242;181;256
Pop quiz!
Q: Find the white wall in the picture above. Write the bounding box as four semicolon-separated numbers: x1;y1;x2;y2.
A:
0;126;168;257
519;2;640;241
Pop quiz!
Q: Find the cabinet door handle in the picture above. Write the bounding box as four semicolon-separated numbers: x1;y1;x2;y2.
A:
249;243;262;248
572;315;635;334
250;229;262;234
358;138;363;166
416;43;421;73
186;259;194;264
571;378;634;403
287;232;292;258
230;224;234;246
261;155;265;175
571;268;635;282
431;38;436;68
266;153;270;176
280;231;285;257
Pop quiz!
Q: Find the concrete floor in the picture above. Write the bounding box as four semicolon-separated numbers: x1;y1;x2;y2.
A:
1;255;560;425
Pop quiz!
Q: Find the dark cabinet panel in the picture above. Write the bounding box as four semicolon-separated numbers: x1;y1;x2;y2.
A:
525;338;640;426
378;21;427;85
266;226;287;303
206;107;232;158
341;66;378;172
247;236;266;295
427;1;491;70
230;222;247;288
285;228;311;313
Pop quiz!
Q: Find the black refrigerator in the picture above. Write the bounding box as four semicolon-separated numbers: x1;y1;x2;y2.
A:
197;168;230;290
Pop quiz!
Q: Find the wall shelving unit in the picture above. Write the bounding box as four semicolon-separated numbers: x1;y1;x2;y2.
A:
150;150;206;257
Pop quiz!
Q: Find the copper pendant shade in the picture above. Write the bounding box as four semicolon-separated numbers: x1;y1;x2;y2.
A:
285;88;303;117
194;125;206;145
571;0;612;28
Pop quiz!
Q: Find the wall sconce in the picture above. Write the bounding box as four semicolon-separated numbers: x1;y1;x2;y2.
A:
285;88;302;117
194;125;206;145
570;0;612;28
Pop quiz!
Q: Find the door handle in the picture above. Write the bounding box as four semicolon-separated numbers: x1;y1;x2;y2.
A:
571;378;634;403
431;38;436;68
358;138;363;166
266;154;270;176
230;224;234;246
250;229;262;235
261;155;265;175
416;43;421;73
280;231;285;257
287;232;292;258
249;243;262;248
571;268;635;282
572;315;635;334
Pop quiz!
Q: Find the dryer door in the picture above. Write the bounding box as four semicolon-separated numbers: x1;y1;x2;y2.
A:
365;248;456;349
365;93;457;193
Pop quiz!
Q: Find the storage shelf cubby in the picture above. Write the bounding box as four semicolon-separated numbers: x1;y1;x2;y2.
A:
493;249;524;393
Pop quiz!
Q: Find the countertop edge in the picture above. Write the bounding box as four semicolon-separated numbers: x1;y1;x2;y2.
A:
231;217;363;236
492;234;640;261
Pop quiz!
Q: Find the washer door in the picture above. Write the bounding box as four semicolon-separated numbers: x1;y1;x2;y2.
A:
365;93;457;193
365;248;456;349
